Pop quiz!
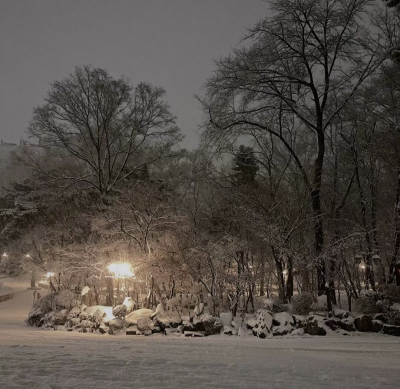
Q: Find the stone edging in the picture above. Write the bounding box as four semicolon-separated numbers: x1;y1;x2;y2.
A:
0;287;14;302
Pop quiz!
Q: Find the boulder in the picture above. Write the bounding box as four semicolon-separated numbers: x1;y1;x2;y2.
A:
322;318;339;331
109;318;125;333
125;309;154;325
372;320;384;333
220;312;233;327
182;321;194;332
137;317;153;331
354;315;373;332
382;324;400;336
332;309;350;319
245;317;257;330
337;319;356;332
273;325;294;336
252;309;273;339
165;328;179;336
192;318;205;332
223;326;238;336
202;315;223;336
293;315;306;329
69;317;81;327
81;320;94;329
291;328;304;336
79;311;88;321
122;297;135;313
26;307;45;327
374;313;388;324
303;316;327;336
152;326;162;334
273;312;295;327
67;307;81;320
43;310;68;328
98;326;108;334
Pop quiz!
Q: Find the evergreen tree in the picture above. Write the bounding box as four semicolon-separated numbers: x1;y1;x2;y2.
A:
232;146;258;186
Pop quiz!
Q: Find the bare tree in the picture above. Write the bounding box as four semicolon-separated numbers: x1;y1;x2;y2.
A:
201;0;386;295
29;65;181;196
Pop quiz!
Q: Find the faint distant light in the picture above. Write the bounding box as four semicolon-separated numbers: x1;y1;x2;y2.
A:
359;263;366;270
283;270;288;276
2;253;7;257
46;272;55;278
25;254;30;258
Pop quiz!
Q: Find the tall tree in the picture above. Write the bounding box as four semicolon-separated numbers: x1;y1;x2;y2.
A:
201;0;386;295
28;65;181;196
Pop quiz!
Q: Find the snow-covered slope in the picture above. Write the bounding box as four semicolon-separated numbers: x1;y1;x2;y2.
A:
1;276;400;389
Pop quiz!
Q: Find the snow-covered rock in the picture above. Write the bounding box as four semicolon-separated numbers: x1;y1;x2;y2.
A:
202;315;223;335
291;328;304;336
67;307;81;320
354;315;373;332
252;309;273;339
86;306;114;321
273;312;294;327
109;318;125;333
26;307;45;327
245;317;257;329
293;315;306;328
332;308;350;319
372;320;384;333
382;324;400;336
219;312;233;327
273;325;294;336
137;317;153;331
122;297;135;313
303;315;327;336
125;309;154;325
223;326;238;336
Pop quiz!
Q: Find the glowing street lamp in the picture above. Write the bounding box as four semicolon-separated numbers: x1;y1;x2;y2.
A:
107;263;134;306
108;263;134;279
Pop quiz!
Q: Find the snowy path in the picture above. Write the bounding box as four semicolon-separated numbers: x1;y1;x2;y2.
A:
1;277;400;389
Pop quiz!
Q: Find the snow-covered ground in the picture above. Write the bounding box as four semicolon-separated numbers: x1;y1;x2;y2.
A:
1;276;400;389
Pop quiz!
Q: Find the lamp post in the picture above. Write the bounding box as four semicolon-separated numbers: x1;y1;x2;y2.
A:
107;263;134;306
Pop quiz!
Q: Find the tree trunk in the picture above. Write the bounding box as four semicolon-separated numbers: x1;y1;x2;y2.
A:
312;131;326;296
389;170;400;284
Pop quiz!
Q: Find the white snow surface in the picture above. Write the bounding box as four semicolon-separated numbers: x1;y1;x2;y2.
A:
1;276;400;388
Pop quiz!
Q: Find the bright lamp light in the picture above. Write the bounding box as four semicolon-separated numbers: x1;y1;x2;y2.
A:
108;263;134;278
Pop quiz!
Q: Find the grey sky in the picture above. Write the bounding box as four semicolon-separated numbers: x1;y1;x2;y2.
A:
0;0;269;149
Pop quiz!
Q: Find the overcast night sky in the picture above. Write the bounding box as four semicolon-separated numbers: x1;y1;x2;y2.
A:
0;0;269;149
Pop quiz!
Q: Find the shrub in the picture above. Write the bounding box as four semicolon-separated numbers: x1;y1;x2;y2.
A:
354;292;378;314
112;304;127;318
292;293;316;315
264;297;287;314
380;285;400;305
33;293;57;314
53;290;76;310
